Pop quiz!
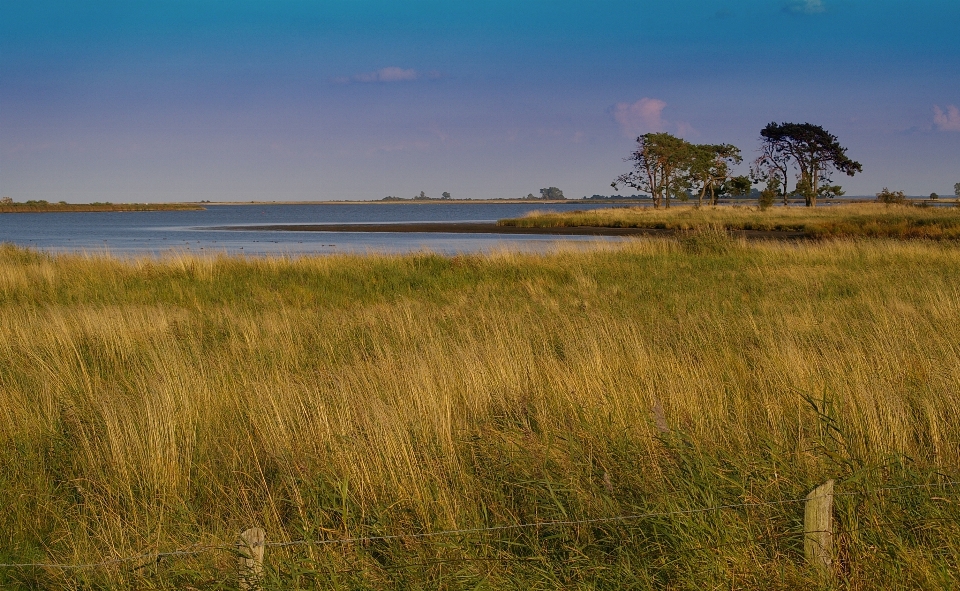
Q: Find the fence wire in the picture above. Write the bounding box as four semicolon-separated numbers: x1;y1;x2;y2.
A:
1;480;957;571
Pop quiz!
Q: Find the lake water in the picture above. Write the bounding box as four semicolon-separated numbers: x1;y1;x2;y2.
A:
0;202;633;256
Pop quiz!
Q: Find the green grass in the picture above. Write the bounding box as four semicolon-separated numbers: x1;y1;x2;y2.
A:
1;237;959;589
498;202;960;239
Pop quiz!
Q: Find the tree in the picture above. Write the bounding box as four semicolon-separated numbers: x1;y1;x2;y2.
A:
930;193;939;200
758;122;862;207
954;182;960;199
725;175;752;201
688;144;742;206
441;191;452;200
539;187;566;200
751;138;794;205
613;133;694;209
415;191;429;200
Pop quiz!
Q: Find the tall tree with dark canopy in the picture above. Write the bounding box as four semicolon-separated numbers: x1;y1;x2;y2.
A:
758;122;862;207
613;133;694;209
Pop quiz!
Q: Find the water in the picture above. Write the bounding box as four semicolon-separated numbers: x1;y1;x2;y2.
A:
0;202;634;256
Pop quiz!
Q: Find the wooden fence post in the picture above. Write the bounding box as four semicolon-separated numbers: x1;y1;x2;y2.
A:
804;480;834;576
238;527;266;591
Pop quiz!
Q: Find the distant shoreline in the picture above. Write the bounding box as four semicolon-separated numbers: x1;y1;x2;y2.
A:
0;203;205;213
203;199;610;205
210;221;808;239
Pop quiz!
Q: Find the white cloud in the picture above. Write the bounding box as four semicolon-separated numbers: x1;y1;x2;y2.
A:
785;0;826;14
934;105;960;132
613;98;667;136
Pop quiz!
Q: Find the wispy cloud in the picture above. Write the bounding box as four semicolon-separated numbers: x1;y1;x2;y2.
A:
784;0;826;14
934;105;960;132
335;67;442;84
613;98;667;136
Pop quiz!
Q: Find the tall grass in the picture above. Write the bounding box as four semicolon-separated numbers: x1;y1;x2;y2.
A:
1;238;959;589
499;203;960;239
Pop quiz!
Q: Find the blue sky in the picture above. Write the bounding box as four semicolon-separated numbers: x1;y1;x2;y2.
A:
2;1;958;201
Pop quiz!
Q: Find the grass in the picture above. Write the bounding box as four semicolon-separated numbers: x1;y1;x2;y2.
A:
1;236;959;589
0;202;204;213
498;202;960;239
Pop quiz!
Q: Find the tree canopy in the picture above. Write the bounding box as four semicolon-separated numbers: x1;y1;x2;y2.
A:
689;144;743;206
612;134;754;209
758;122;861;207
539;187;566;200
612;133;695;209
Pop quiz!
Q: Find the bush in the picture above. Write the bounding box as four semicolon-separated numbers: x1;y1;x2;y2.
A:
876;188;906;205
758;187;776;210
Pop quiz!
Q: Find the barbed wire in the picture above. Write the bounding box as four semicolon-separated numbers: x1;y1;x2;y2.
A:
1;480;956;571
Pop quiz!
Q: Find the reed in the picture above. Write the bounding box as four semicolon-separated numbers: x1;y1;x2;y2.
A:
499;202;960;239
1;237;959;589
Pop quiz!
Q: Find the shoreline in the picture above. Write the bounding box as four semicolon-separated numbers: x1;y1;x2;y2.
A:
209;221;809;239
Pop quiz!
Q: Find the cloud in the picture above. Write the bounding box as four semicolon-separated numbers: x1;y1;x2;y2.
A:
934;105;960;132
613;98;667;136
675;121;697;137
612;98;697;138
784;0;826;14
356;67;418;82
336;67;421;84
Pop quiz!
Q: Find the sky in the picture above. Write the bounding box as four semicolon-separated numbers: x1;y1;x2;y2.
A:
1;0;958;202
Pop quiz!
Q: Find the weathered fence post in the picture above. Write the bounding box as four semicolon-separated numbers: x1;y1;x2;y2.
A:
804;480;834;576
238;527;266;591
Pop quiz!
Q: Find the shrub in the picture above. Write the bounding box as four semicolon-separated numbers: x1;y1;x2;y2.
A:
876;188;906;205
758;186;776;210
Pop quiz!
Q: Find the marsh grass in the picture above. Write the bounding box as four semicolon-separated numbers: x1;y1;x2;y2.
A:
1;240;960;589
499;203;960;239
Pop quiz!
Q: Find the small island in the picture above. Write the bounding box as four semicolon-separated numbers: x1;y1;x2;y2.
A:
0;198;205;213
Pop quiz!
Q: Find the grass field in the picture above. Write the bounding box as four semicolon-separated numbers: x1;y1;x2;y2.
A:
499;203;960;240
0;202;204;213
2;235;959;589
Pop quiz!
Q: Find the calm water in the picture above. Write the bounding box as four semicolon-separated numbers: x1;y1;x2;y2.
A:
0;202;633;256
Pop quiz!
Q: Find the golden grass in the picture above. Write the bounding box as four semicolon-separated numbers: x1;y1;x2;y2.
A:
499;202;960;239
1;239;959;589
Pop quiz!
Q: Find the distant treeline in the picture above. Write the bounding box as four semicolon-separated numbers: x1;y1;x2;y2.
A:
582;194;649;200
